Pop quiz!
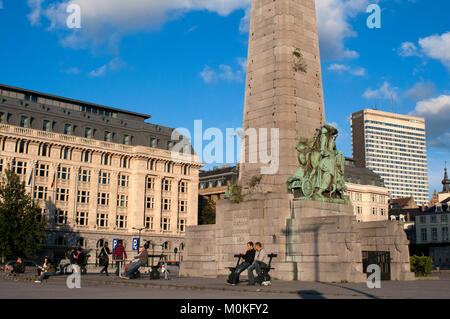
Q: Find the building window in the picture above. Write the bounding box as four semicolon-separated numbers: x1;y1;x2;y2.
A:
19;115;31;128
16;140;28;154
146;176;155;190
118;174;129;187
123;135;132;145
55;210;68;225
102;154;111;166
371;194;377;202
56;188;69;202
12;161;27;175
178;219;186;232
146;197;154;210
42;120;52;132
60;147;72;160
179;181;187;193
34;186;47;200
97;213;108;228
64;124;73;135
166;141;174;150
121;157;130;168
183;165;189;176
117;194;128;208
372;208;377;216
81;150;91;163
148;159;156;170
0;112;7;124
149;138;158;148
179;200;187;213
420;216;426;224
116;215;127;229
77;190;90;204
39;144;51;157
163;179;172;192
99;171;110;185
0;158;3;172
442;227;449;241
357;206;362;214
442;215;448;223
35;163;49;177
430;216;437;224
380;208;386;216
161;218;170;231
431;228;438;241
84;127;94;139
76;212;89;226
79;169;91;183
97;193;110;206
162;198;171;211
421;228;427;242
104;131;113;142
145;216;154;230
57;166;70;180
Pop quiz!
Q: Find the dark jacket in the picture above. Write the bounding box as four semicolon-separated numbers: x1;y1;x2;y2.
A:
99;247;111;266
243;249;256;265
12;262;25;274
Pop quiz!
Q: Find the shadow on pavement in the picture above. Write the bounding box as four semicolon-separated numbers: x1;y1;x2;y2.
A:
317;282;380;299
297;290;326;299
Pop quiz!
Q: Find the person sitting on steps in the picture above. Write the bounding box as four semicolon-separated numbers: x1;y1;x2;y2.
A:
247;242;268;286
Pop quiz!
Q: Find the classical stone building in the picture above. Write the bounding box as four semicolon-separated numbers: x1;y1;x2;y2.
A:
0;84;202;262
351;109;429;205
439;167;450;203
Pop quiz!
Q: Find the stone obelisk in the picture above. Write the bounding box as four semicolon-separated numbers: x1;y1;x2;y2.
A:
239;0;325;194
180;0;413;282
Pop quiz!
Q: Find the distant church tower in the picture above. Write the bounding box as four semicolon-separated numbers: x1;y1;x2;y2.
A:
439;164;450;203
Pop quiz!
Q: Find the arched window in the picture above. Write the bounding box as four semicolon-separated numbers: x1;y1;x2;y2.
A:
148;159;156;170
103;154;110;165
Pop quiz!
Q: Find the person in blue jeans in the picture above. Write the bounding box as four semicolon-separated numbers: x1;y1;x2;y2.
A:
121;246;148;279
228;242;255;285
35;257;56;283
247;242;268;286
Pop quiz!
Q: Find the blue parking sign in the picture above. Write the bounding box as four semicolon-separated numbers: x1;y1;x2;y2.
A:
113;239;118;250
132;238;139;251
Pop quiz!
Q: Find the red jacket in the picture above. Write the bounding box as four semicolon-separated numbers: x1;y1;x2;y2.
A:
113;244;127;260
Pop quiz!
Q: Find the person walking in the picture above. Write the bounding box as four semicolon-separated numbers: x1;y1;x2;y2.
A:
247;242;268;286
99;242;111;276
227;242;255;285
113;240;127;276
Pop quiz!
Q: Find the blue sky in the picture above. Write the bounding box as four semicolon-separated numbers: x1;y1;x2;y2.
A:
0;0;449;198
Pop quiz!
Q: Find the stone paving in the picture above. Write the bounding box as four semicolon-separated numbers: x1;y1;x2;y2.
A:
1;271;449;299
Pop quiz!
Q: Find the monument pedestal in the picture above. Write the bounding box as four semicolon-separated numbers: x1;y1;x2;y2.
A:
180;196;414;282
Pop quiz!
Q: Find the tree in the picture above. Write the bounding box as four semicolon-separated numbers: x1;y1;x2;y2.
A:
0;169;46;262
199;199;216;225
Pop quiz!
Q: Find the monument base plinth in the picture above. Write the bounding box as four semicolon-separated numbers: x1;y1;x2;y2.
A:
180;195;414;282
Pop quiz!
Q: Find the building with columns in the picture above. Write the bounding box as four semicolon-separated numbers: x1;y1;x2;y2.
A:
0;84;202;262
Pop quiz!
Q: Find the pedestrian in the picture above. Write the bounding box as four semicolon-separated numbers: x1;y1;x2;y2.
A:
113;240;127;276
99;242;111;276
247;242;268;286
36;256;48;277
11;257;25;275
35;257;56;283
120;245;148;279
227;242;255;285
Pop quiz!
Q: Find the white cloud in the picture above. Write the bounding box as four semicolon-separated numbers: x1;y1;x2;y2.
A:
200;58;246;84
398;32;450;69
397;42;420;57
419;31;450;69
328;63;366;76
410;95;450;149
405;82;436;101
28;0;367;62
363;82;398;100
200;66;217;84
89;57;126;77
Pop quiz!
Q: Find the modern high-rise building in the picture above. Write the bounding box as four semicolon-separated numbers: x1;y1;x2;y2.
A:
351;109;429;205
0;84;202;262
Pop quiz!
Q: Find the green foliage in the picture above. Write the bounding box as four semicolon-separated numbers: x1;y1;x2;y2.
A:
199;199;216;225
249;175;262;188
0;169;46;261
229;185;243;203
410;255;433;277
